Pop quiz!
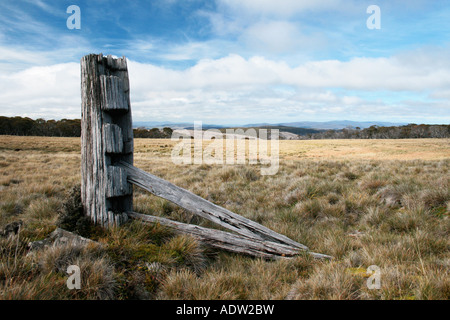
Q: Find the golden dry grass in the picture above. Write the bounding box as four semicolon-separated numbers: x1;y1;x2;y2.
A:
0;135;449;300
280;138;450;160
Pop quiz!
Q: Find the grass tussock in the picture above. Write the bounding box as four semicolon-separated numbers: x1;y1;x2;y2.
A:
0;136;449;300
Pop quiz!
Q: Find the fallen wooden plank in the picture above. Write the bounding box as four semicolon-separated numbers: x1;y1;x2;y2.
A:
128;212;332;260
119;161;309;251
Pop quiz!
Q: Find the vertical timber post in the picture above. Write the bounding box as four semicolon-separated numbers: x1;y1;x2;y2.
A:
81;54;133;227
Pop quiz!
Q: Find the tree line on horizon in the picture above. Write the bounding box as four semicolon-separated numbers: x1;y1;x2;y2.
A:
299;124;450;139
0;116;81;137
0;116;173;138
0;116;448;139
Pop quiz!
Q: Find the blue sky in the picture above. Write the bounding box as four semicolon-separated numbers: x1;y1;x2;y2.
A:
0;0;449;125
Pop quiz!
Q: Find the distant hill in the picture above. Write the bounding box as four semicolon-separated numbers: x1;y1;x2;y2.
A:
244;120;408;130
134;121;186;129
176;126;321;140
135;120;408;130
1;117;448;139
134;121;226;130
223;126;322;136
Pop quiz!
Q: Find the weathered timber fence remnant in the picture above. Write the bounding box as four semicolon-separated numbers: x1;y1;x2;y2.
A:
81;54;133;227
81;53;331;260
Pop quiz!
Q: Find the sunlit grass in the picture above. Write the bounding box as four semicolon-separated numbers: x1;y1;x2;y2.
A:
0;135;448;299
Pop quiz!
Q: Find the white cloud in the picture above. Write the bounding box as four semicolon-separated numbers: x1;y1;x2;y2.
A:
217;0;343;17
1;48;449;123
26;0;65;17
126;49;450;122
128;49;450;92
0;63;81;119
240;20;326;53
202;1;340;57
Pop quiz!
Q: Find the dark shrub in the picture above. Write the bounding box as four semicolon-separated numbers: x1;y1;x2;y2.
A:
57;185;92;237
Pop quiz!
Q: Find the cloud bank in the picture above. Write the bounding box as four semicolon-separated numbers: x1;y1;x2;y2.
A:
1;47;448;124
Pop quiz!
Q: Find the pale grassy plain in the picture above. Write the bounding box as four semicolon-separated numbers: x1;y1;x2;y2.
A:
0;136;449;299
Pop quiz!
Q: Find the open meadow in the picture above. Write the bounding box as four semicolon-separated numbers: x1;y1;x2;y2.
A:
0;136;449;299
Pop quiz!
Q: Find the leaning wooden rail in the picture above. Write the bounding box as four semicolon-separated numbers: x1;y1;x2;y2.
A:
127;212;332;260
118;160;308;251
119;161;332;259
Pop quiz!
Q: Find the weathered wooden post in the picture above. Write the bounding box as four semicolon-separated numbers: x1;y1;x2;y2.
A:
80;54;133;227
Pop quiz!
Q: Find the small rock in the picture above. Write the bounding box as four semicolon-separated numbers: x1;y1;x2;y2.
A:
27;228;100;254
0;220;23;237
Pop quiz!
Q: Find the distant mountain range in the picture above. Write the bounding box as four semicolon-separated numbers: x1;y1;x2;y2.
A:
134;120;408;130
243;120;409;130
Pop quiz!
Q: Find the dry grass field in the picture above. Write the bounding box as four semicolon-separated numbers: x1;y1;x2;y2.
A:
0;135;449;300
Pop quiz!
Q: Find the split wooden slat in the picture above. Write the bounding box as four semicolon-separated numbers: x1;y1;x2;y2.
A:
103;123;124;154
106;166;131;198
100;75;128;111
